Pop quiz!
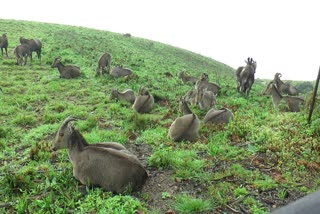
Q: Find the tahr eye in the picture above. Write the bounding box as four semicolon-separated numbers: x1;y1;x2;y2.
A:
59;132;64;137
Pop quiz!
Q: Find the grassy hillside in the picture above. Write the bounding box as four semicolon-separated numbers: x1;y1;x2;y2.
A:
0;19;319;213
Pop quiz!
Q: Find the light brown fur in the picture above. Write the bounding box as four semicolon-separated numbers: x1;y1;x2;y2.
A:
110;88;136;104
52;116;148;193
195;76;220;95
168;113;200;142
110;66;132;77
132;87;154;113
195;88;217;110
178;71;198;85
183;89;197;105
203;108;234;124
168;100;200;142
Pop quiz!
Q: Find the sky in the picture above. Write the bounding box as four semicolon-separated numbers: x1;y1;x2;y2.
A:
2;0;320;81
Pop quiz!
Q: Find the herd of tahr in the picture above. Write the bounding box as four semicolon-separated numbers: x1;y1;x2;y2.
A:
1;33;312;213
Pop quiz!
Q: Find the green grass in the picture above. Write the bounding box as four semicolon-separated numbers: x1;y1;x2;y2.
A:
0;18;319;213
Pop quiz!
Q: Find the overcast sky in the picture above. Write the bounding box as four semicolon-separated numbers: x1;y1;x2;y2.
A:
2;0;320;81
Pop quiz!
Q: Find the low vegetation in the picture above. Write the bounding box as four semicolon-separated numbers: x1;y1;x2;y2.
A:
0;19;319;213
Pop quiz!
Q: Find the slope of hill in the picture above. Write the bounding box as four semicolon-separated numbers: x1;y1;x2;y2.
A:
0;19;319;213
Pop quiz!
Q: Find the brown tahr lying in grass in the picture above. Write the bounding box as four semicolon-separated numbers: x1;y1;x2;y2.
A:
110;88;136;104
14;44;31;66
178;71;198;85
132;87;154;113
96;52;112;76
0;33;8;57
52;116;148;193
168;99;200;142
203;108;234;124
110;65;132;77
51;56;81;79
19;36;42;61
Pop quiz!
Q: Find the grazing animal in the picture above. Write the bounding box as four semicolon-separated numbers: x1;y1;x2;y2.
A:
110;66;132;77
51;56;81;79
96;52;112;76
183;89;197;105
273;73;299;96
236;57;257;96
195;88;217;110
52;116;148;193
132;87;154;113
178;71;198;85
0;33;8;57
271;190;320;214
110;88;136;104
19;37;42;61
270;84;304;112
195;75;220;95
203;108;234;124
14;44;31;66
168;99;200;142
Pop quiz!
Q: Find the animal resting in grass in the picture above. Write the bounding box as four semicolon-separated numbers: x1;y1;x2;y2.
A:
19;36;42;61
110;65;133;77
236;57;257;96
132;87;154;113
178;71;198;85
168;98;200;142
110;88;136;104
52;116;148;193
51;56;81;79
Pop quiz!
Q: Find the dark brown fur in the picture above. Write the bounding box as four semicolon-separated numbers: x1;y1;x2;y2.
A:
236;57;257;96
0;33;8;57
51;56;81;79
14;44;31;66
273;73;299;96
20;37;42;61
96;52;112;76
